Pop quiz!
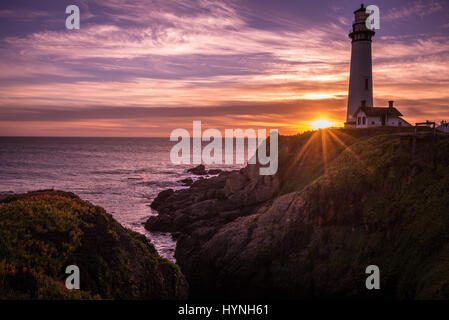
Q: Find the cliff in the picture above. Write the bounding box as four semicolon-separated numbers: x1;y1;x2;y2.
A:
147;128;449;299
0;190;188;299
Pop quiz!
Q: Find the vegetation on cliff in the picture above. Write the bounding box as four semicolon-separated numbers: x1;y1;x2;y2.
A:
270;129;449;298
0;190;188;299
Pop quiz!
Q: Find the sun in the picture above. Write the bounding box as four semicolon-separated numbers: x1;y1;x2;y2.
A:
311;119;333;130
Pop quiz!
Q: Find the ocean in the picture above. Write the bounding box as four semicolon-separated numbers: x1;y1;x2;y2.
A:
0;137;246;262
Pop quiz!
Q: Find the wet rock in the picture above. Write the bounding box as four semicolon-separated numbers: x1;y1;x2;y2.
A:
207;169;222;175
150;188;174;209
179;178;193;186
187;164;207;175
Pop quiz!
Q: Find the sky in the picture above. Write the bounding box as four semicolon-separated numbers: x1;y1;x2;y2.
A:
0;0;448;137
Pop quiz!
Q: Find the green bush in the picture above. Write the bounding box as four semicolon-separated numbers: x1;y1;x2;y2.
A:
0;190;187;299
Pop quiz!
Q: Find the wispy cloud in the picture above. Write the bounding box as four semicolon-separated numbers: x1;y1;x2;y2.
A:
384;0;443;21
0;9;53;20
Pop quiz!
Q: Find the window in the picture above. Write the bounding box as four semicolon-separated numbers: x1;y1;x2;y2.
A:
371;121;375;125
363;117;366;125
358;117;361;125
399;122;402;127
365;79;369;90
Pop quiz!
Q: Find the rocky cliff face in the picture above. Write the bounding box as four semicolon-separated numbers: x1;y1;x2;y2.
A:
0;190;188;299
146;163;280;233
147;129;449;299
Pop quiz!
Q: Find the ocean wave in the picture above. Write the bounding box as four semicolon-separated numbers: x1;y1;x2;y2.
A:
91;169;134;175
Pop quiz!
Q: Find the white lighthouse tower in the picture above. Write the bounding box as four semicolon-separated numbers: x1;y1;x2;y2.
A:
345;4;375;127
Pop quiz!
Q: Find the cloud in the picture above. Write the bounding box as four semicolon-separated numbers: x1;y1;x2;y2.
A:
0;0;448;136
3;9;346;61
0;98;346;136
0;9;53;20
384;0;443;21
0;99;343;122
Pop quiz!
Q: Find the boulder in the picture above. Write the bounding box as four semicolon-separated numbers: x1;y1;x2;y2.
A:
150;188;174;209
179;178;193;186
187;164;207;175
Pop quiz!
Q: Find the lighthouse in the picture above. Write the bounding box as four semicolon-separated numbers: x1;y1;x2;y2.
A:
345;4;375;127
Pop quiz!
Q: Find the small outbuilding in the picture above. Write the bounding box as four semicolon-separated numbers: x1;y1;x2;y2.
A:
352;101;411;128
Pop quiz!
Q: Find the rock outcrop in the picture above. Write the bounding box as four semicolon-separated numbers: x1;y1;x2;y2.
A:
186;165;223;176
0;190;188;299
146;164;280;234
146;129;449;299
187;164;207;175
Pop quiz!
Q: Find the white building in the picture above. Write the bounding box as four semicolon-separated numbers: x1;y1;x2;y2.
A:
353;100;411;128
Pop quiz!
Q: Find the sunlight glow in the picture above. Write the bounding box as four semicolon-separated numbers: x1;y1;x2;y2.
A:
311;119;332;130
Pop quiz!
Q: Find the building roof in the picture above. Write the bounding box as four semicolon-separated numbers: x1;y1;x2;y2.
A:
353;106;403;118
401;118;412;126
